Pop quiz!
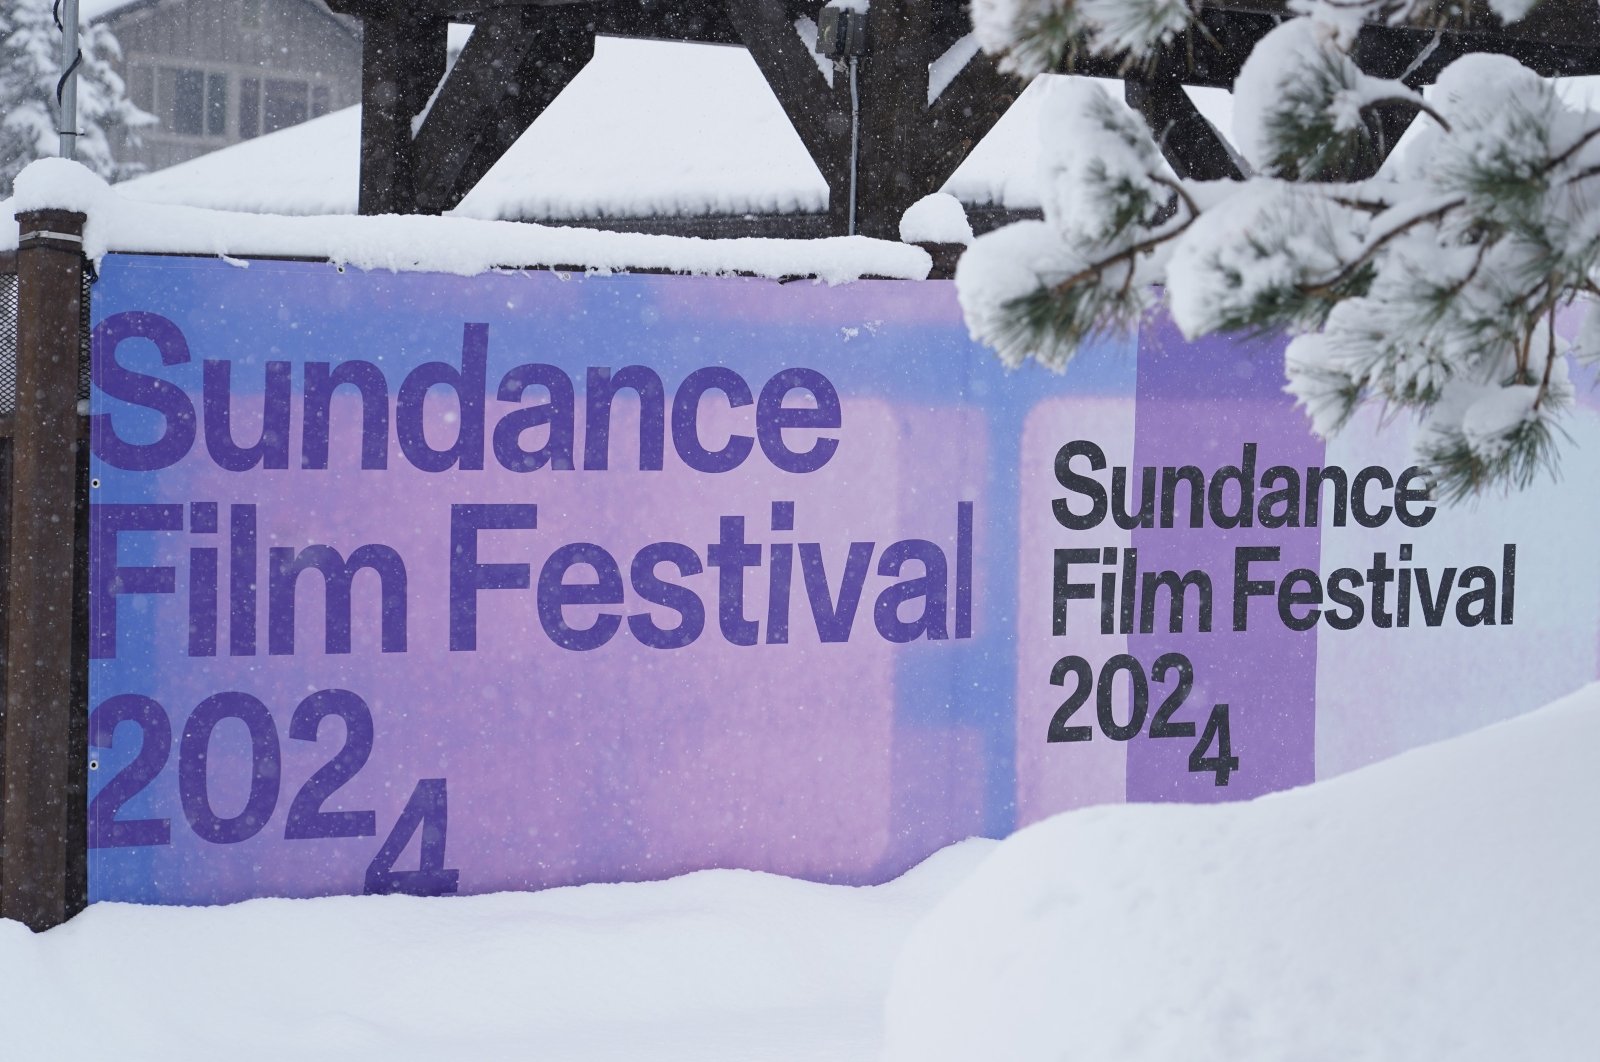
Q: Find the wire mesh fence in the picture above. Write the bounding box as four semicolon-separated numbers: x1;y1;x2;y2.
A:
79;266;92;403
0;270;17;417
0;262;93;416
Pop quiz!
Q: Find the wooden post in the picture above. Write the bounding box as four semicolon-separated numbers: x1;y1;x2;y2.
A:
0;210;87;931
358;7;447;215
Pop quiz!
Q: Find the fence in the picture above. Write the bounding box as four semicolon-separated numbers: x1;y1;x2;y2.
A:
0;213;956;931
0;215;91;930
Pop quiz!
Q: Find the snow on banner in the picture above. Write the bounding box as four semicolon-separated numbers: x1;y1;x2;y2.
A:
84;255;1600;905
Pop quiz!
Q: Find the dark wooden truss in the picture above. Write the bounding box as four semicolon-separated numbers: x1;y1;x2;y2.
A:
328;0;1600;239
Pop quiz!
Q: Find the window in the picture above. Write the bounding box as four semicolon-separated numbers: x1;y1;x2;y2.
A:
130;64;154;112
147;65;326;142
160;66;229;138
172;68;205;136
242;0;263;29
263;78;309;134
240;78;261;140
206;74;229;137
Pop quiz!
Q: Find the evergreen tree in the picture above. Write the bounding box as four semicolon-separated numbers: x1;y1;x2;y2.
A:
1;0;152;197
958;0;1600;499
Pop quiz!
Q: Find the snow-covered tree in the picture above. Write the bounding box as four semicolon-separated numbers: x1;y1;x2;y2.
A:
1;0;152;198
958;0;1600;499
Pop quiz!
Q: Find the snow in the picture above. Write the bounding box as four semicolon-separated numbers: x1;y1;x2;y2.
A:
114;106;360;216
1164;179;1358;338
99;31;1247;222
7;680;1597;1059
1037;78;1173;245
899;192;972;244
1231;18;1338;173
794;17;836;87
952;218;1085;368
928;33;980;104
1079;0;1191;56
0;841;995;1062
883;681;1600;1062
1487;0;1544;22
456;38;829;222
2;158;932;283
79;0;151;22
943;76;1233;211
1461;383;1541;456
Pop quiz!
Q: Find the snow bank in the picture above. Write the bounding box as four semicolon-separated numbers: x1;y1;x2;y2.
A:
2;159;930;283
1;841;993;1062
883;682;1600;1062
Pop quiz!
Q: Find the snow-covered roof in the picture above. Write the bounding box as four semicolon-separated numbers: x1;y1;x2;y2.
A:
117;36;1235;222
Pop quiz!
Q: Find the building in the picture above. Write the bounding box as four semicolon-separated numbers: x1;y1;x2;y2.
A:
85;0;362;174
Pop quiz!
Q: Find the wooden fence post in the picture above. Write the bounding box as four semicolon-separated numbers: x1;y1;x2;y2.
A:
0;210;88;931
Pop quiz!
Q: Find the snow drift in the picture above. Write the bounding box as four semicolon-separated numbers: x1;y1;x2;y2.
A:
883;682;1600;1062
0;842;993;1062
3;684;1597;1059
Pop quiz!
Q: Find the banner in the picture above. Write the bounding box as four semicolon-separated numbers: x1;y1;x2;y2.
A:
86;255;1600;904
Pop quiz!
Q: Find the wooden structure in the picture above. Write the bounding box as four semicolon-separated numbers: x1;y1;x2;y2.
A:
332;0;1600;240
4;0;1600;934
0;215;89;931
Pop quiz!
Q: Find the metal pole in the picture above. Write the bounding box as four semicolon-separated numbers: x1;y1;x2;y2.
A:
848;56;860;237
57;0;82;160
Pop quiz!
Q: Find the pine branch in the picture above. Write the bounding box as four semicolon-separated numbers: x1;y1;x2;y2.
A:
1303;198;1464;298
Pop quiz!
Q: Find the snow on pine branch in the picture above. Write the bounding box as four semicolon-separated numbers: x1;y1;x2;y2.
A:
956;12;1600;500
957;79;1186;368
971;0;1554;77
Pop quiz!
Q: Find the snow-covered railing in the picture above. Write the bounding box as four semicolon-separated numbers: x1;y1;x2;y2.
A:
0;157;955;931
1;161;934;285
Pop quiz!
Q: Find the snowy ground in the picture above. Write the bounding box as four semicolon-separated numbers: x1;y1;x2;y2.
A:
885;682;1600;1062
4;683;1596;1061
1;842;995;1062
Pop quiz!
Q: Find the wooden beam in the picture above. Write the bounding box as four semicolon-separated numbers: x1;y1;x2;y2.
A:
1;212;87;932
328;0;1600;57
850;0;937;238
722;0;850;222
596;1;739;45
398;1;749;213
331;0;1600;78
358;8;448;215
412;7;597;213
1124;78;1244;182
922;49;1027;195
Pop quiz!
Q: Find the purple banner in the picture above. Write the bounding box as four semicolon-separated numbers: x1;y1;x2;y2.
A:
86;256;1600;904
